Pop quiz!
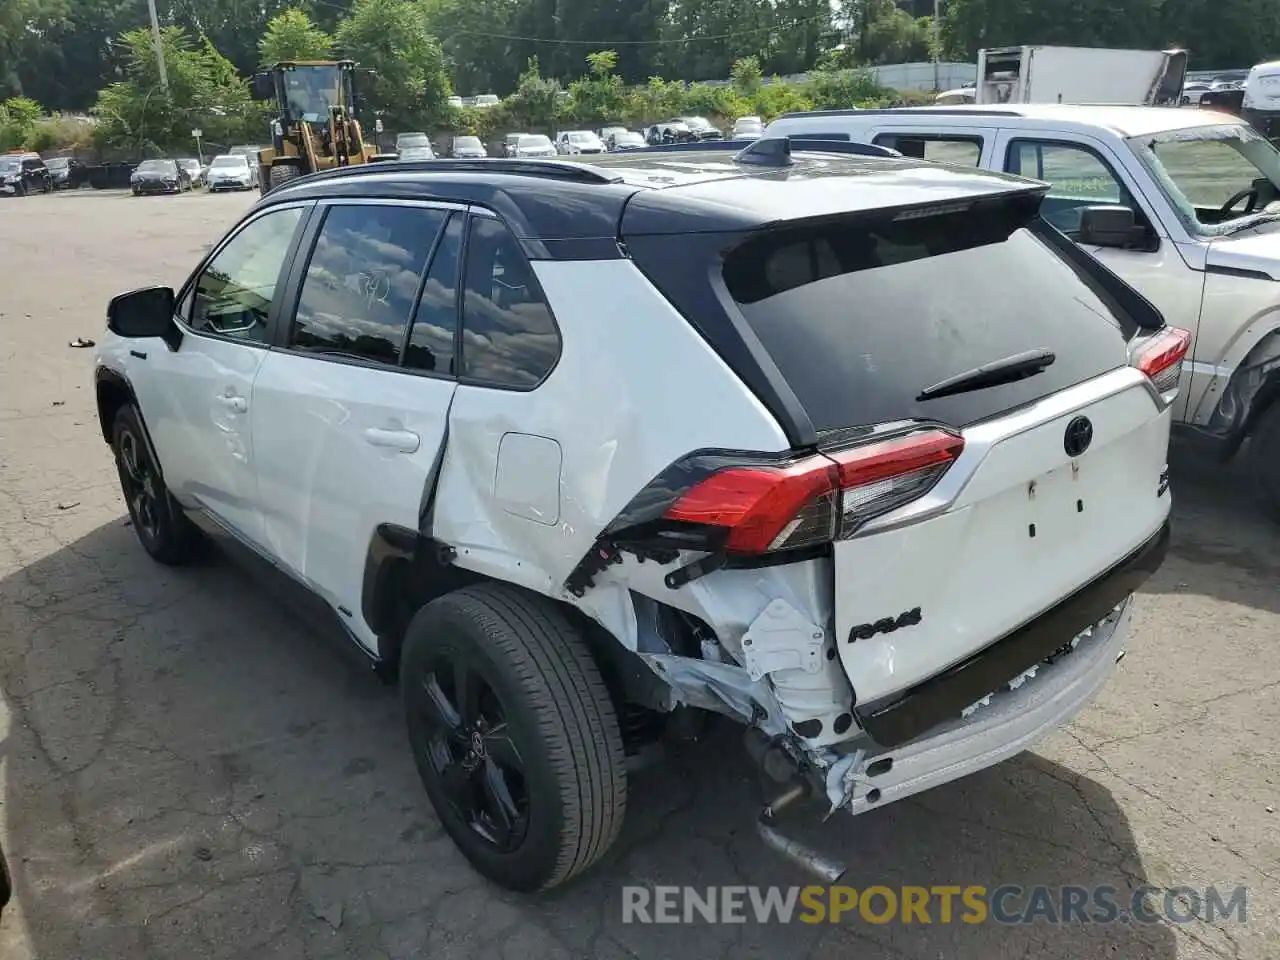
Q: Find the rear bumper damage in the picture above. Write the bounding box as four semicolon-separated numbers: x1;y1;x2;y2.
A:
826;593;1134;817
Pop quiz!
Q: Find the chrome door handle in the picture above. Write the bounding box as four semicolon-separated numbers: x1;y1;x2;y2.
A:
362;427;420;453
217;394;248;413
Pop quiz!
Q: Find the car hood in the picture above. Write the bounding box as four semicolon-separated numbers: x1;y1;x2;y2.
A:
1206;226;1280;281
210;168;250;177
134;171;176;180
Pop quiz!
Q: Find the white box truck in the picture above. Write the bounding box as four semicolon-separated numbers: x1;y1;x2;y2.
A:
973;45;1187;106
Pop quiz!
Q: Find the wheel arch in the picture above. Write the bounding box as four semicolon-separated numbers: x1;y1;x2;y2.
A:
95;367;167;481
1202;329;1280;459
361;526;670;716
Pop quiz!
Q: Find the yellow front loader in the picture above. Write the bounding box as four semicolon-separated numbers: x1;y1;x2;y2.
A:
251;60;393;194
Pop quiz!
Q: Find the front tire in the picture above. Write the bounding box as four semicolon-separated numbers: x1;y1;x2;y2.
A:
401;584;627;892
266;164;301;194
111;406;200;565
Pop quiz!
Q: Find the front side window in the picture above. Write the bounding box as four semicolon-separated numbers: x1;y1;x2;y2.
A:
189;207;304;342
1130;125;1280;236
290;204;447;364
459;217;560;388
1006;140;1135;234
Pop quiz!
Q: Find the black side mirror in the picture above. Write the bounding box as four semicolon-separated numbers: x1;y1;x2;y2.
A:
1077;205;1150;250
107;286;180;349
251;72;275;102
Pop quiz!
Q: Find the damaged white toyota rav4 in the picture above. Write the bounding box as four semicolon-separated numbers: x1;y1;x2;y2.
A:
95;139;1181;892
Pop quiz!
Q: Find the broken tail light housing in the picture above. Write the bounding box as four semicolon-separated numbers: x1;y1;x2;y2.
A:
1130;326;1191;398
661;429;965;555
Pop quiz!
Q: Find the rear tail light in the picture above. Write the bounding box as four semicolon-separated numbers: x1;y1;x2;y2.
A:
662;429;965;555
1130;326;1190;397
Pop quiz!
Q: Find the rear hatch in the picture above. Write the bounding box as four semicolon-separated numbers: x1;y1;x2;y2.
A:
625;185;1178;736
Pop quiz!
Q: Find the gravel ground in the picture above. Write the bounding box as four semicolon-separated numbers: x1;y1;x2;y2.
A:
0;188;1277;960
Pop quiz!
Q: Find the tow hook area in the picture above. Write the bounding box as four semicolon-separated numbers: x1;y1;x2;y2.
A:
745;728;848;883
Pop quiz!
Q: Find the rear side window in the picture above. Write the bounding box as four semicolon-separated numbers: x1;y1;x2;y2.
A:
721;203;1135;432
873;133;982;166
290;204;447;365
459;217;561;388
405;214;462;373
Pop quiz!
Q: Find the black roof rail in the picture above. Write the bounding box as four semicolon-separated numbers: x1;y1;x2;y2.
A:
278;157;625;187
640;136;901;163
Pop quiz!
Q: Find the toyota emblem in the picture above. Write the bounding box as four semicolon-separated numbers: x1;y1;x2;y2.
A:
1063;416;1094;458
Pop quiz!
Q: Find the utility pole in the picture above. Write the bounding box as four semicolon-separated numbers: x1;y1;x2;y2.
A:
146;0;169;93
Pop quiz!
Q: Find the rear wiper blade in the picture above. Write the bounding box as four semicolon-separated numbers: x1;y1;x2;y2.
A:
916;348;1056;402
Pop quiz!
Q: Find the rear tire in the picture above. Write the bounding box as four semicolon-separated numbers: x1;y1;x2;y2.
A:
401;583;627;892
1249;404;1280;521
111;405;200;565
266;164;301;193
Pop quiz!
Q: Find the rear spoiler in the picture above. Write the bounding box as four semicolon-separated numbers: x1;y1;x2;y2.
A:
639;136;902;165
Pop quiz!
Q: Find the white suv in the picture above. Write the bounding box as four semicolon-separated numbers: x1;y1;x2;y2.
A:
94;140;1179;892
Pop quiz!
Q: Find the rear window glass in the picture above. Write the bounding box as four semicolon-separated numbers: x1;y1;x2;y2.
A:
721;207;1134;432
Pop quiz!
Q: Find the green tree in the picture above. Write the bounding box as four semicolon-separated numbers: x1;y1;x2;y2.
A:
335;0;451;128
259;8;333;65
92;27;262;157
566;49;627;124
731;56;764;96
502;57;561;133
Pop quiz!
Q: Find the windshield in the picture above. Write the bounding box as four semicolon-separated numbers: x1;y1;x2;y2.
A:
1130;125;1280;237
283;65;339;123
569;132;598;143
615;132;643;144
46;157;69;169
454;137;482;150
136;159;175;174
682;117;712;131
0;158;18;173
211;156;247;169
519;135;551;148
398;133;429;147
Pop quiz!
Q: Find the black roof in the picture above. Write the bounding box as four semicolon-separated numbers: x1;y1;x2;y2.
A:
257;148;1041;253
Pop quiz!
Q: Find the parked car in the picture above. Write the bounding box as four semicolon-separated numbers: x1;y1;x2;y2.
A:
228;145;264;169
0;152;53;196
473;94;501;109
130;158;192;195
1243;60;1280;139
1181;81;1212;105
607;130;646;152
598;125;629;146
448;136;488;159
501;133;528;157
732;115;765;139
511;134;556;158
95;139;1178;893
395;132;436;161
765;103;1280;511
205;154;255;192
644;120;696;145
176;158;204;187
679;116;724;140
556;130;606;155
447;96;464;109
45;155;87;189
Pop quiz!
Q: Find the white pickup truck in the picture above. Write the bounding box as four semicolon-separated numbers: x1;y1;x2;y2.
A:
766;104;1280;515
